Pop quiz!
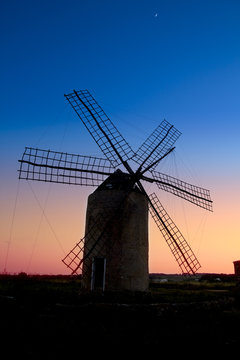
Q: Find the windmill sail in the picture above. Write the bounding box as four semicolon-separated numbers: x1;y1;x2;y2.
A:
132;120;181;171
65;90;135;167
151;171;213;211
18;147;115;186
148;192;201;274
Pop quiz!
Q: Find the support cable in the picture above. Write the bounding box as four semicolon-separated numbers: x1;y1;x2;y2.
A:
4;180;21;273
26;183;52;272
27;181;66;257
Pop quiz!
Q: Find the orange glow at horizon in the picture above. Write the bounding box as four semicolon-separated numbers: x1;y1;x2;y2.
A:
1;172;240;276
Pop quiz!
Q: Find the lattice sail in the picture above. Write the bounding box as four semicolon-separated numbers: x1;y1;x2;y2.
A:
151;171;213;211
18;147;115;186
133;120;181;171
62;239;84;275
65;90;135;166
148;192;201;275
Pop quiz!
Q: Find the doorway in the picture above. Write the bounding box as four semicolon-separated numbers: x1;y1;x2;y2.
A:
91;257;106;291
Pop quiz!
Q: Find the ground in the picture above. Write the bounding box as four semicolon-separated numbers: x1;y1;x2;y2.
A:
0;273;240;356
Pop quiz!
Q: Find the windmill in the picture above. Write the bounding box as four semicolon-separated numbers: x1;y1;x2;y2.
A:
18;89;212;291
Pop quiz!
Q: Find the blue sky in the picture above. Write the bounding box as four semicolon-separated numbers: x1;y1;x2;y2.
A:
1;0;240;274
1;1;240;157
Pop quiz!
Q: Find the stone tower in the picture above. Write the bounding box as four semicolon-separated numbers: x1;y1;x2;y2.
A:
82;171;149;292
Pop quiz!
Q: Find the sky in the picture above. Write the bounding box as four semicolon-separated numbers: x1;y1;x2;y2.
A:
0;0;240;275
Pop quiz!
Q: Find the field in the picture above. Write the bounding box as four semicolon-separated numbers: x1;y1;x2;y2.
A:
1;273;240;355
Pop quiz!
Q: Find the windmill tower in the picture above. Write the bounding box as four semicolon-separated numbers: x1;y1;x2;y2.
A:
18;89;213;291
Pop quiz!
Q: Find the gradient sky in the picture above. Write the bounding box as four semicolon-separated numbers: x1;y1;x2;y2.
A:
1;0;240;275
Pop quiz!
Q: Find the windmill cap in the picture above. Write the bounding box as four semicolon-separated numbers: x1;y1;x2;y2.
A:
96;170;141;192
